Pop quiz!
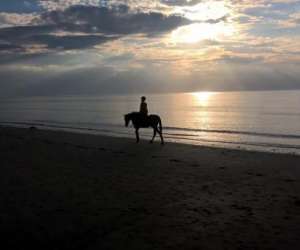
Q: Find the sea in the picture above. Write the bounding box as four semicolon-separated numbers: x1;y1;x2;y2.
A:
1;90;300;155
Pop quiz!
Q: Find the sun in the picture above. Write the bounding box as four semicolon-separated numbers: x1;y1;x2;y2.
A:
178;1;230;21
171;22;234;44
171;1;235;44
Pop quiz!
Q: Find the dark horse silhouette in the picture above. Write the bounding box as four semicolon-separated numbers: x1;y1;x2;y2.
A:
124;112;164;144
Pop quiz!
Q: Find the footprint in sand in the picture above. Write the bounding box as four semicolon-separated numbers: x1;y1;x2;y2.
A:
151;155;160;159
283;178;296;182
255;173;264;177
202;208;212;215
75;145;89;149
115;151;125;154
170;159;183;163
127;153;136;157
231;204;252;213
43;139;54;145
294;199;300;207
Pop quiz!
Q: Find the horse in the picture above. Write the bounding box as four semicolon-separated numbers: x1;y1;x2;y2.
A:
124;112;164;145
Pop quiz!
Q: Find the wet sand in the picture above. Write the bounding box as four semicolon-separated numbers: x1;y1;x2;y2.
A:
1;126;300;250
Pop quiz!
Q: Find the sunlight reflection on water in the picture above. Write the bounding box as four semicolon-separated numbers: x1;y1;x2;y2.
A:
1;90;300;154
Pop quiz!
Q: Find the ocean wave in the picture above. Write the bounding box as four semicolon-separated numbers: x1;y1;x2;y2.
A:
163;134;300;150
164;126;300;140
1;120;300;140
1;120;300;152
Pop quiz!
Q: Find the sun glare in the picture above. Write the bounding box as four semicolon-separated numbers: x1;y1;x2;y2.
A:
171;22;235;44
171;1;235;44
177;1;230;21
192;92;215;106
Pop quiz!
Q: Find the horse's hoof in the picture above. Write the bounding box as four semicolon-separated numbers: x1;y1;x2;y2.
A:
149;140;153;144
161;142;165;146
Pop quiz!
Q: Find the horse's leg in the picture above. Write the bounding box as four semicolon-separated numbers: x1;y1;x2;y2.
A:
150;127;157;143
158;126;164;145
135;128;140;143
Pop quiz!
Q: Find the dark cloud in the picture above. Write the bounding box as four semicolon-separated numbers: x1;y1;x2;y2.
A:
0;21;114;52
0;43;22;51
0;51;51;65
42;4;190;35
0;25;55;42
0;4;190;53
27;34;117;49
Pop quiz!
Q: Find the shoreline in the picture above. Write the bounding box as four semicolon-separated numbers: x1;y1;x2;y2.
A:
1;125;300;249
1;122;300;156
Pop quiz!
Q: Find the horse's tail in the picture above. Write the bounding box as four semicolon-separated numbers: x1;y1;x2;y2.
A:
158;117;163;133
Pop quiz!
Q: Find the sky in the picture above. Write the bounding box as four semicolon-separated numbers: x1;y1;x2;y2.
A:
0;0;300;97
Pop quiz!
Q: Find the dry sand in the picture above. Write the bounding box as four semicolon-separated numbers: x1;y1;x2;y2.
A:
0;126;300;250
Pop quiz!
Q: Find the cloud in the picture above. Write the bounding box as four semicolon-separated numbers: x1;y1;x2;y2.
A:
1;62;300;98
0;42;22;51
0;12;38;28
38;0;104;11
0;0;41;13
277;11;300;28
42;4;190;35
28;34;118;49
0;25;56;42
160;0;203;6
219;54;264;64
0;4;190;53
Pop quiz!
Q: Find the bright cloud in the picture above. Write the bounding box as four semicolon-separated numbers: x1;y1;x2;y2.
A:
174;1;231;21
171;22;236;43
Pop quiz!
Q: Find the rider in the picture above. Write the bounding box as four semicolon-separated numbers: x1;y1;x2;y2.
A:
139;96;148;122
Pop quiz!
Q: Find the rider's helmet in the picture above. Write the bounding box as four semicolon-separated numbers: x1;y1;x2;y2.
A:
141;96;146;101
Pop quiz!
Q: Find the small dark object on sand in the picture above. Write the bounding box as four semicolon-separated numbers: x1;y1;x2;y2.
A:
294;199;300;207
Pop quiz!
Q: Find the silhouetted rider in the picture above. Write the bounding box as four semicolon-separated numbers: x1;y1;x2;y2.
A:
140;96;148;116
139;96;148;125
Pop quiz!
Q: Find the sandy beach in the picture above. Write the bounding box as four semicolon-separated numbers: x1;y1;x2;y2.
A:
0;126;299;250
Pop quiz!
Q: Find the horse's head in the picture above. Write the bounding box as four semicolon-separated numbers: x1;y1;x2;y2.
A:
124;113;130;127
